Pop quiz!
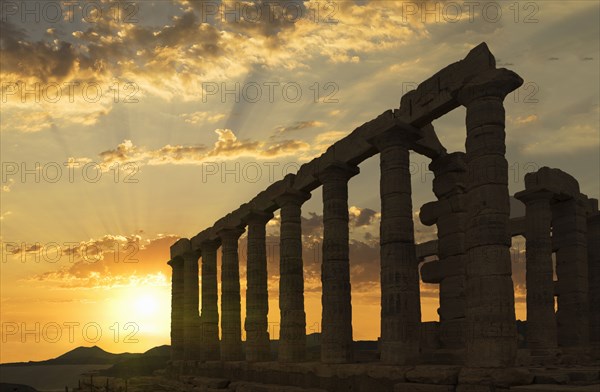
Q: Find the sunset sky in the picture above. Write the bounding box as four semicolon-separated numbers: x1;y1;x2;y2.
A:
1;0;599;364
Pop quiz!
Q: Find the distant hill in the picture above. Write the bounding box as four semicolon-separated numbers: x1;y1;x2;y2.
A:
0;383;38;392
1;346;140;367
98;345;170;377
1;334;379;373
49;345;139;365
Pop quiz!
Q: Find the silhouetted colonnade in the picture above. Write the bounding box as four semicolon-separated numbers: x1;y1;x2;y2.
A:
168;43;600;367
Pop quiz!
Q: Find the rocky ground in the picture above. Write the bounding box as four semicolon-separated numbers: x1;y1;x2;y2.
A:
71;363;600;392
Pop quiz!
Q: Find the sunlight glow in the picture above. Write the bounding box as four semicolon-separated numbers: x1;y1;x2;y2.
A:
135;294;159;316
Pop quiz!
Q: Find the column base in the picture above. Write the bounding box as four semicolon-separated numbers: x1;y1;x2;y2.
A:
381;341;420;365
528;348;561;366
420;349;465;365
321;346;354;364
246;341;272;362
221;345;244;362
558;346;593;365
203;345;221;361
590;343;600;359
279;341;306;363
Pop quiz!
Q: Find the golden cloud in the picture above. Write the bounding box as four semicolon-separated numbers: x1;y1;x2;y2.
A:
72;129;311;169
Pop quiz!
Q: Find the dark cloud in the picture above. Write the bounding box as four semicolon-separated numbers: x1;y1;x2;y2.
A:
301;212;324;239
0;20;80;82
351;207;377;227
180;0;301;41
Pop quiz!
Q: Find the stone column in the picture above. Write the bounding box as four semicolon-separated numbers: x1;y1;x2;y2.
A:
457;69;522;367
218;227;245;361
515;189;557;353
200;239;221;360
168;257;184;361
587;201;600;357
373;133;421;364
276;189;310;362
182;251;202;360
430;152;467;350
317;162;359;363
244;211;273;362
553;196;589;349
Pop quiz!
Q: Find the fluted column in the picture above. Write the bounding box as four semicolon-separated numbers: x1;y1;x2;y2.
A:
373;133;421;364
317;162;359;363
276;190;310;362
218;227;245;361
244;211;273;362
430;152;467;350
200;239;220;360
182;251;202;360
587;204;600;357
515;189;557;352
457;69;522;367
553;196;589;349
168;257;184;361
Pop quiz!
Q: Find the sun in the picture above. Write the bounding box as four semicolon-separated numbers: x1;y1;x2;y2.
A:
135;294;159;316
98;286;171;354
111;287;170;323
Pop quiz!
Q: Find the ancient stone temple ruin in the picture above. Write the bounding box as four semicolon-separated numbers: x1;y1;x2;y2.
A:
166;43;600;391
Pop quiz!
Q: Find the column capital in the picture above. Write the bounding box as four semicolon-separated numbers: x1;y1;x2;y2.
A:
457;68;523;106
242;210;274;226
514;188;555;204
217;226;245;241
167;257;184;268
275;188;311;207
181;251;201;261
429;152;466;175
170;237;192;259
315;161;359;183
575;193;591;209
200;238;221;251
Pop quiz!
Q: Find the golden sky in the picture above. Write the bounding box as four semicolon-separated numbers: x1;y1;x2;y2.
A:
1;0;599;363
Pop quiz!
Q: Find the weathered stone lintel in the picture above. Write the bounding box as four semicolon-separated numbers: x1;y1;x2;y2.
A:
397;42;497;127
